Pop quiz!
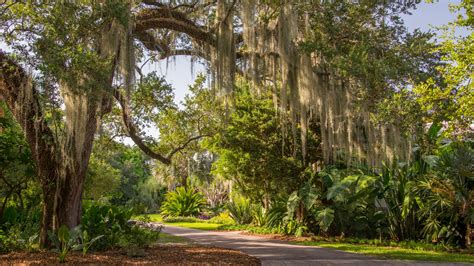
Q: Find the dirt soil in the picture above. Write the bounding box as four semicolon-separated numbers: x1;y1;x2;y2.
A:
240;231;312;242
0;245;261;265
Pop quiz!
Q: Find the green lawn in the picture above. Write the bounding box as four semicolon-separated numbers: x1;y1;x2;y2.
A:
295;241;474;264
164;222;223;230
136;214;163;222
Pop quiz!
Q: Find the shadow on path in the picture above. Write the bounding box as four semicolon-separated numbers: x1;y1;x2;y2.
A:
162;225;469;266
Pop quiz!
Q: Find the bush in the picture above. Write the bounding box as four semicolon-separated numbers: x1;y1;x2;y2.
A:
81;203;161;251
227;196;253;225
265;203;286;229
209;212;234;225
251;204;267;227
160;187;206;217
0;206;40;252
118;226;161;249
81;203;134;250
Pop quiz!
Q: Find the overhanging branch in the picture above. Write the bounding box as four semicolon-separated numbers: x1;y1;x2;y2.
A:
113;88;208;165
0;50;58;186
166;134;210;159
135;8;216;46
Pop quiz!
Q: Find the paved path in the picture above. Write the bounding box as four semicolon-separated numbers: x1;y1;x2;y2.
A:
162;225;470;266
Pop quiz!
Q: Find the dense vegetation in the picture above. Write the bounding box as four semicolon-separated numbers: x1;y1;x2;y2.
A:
0;0;472;263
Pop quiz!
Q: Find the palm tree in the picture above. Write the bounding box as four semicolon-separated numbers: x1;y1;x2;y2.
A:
417;142;473;249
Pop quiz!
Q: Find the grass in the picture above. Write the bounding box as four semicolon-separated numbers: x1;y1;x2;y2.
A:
137;214;163;222
295;241;474;264
165;222;223;230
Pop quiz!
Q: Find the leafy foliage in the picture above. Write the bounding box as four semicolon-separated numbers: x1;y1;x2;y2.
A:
206;84;318;205
48;225;83;263
208;212;234;225
377;0;473;139
160;187;206;217
81;203;133;250
416;142;474;247
84;154;121;201
226;196;253;225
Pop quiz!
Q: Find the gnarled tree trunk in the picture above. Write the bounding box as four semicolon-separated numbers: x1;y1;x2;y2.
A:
1;51;61;246
0;50;112;247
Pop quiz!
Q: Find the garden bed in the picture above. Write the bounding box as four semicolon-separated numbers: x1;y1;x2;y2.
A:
0;245;261;265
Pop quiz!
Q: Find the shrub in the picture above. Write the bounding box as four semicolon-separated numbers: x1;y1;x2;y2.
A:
227;196;253;225
160;187;206;217
265;203;286;229
208;212;234;225
251;204;267;227
0;206;40;252
0;230;11;253
81;203;134;250
118;226;161;249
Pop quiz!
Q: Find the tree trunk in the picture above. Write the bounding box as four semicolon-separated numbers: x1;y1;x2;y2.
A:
1;18;122;247
466;221;472;250
55;179;84;229
0;51;100;247
39;184;56;247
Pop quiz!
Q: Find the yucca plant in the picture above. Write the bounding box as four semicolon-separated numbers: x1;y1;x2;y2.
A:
160;186;206;217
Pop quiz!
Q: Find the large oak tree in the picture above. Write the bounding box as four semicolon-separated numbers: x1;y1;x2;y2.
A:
0;0;438;247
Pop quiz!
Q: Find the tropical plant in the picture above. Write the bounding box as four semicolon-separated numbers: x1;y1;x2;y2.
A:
81;203;134;250
160;187;206;217
377;161;423;241
265;202;287;230
303;167;386;237
48;225;82;263
416;142;474;248
252;204;268;227
78;231;104;255
227;196;253;225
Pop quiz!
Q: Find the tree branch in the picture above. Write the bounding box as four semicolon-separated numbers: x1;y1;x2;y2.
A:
166;134;210;159
113;88;210;165
0;50;58;186
113;88;171;165
135;8;217;46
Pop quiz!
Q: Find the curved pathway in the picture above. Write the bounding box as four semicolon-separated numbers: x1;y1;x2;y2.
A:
162;225;469;266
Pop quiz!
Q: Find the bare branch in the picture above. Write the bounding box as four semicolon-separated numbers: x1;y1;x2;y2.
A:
114;88;171;165
166;134;210;159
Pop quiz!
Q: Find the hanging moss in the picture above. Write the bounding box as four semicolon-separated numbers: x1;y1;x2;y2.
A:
203;1;412;168
215;0;235;102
